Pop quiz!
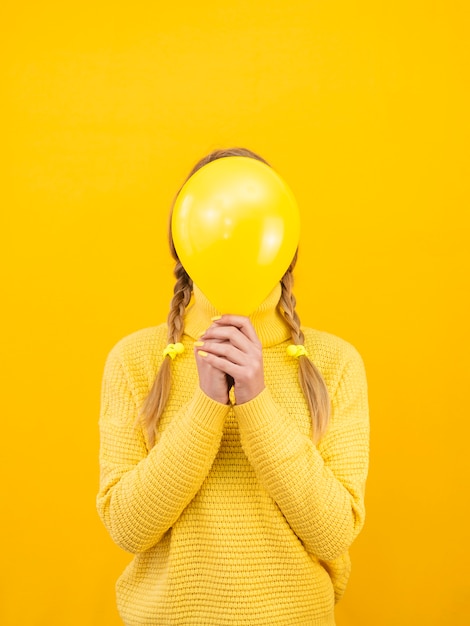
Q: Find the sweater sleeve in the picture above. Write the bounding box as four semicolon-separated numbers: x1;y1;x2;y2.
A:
96;346;229;554
234;346;369;562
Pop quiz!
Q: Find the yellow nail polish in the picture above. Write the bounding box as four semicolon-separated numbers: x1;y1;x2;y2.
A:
210;315;222;321
198;350;208;357
194;341;204;347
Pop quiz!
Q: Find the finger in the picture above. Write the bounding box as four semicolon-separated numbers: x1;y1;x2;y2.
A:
211;315;261;344
199;326;253;353
197;350;240;378
197;341;247;366
193;337;227;351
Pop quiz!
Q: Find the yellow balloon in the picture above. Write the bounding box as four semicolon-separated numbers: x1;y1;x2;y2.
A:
171;156;301;315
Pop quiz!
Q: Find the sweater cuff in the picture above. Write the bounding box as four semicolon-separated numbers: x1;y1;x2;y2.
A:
233;387;280;431
233;388;320;472
188;386;231;431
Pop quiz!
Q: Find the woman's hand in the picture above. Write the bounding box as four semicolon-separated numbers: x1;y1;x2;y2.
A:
194;335;231;405
196;316;265;405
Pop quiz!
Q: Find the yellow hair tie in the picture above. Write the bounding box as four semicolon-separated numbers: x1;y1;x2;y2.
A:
163;342;185;360
287;344;308;358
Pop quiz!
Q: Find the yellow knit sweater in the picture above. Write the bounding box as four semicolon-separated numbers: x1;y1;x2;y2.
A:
97;284;369;626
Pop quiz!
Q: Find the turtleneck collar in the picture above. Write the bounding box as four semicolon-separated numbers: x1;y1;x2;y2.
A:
184;283;291;348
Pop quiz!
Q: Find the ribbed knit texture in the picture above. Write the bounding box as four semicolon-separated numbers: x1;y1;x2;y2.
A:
97;284;369;626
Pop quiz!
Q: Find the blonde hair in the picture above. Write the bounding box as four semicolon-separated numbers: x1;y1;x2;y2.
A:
279;251;331;442
139;147;330;447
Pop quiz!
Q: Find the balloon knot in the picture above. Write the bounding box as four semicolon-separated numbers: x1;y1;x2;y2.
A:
163;343;185;360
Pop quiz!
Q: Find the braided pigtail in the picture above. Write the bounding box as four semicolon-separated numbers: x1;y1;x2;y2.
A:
279;257;331;443
139;261;193;448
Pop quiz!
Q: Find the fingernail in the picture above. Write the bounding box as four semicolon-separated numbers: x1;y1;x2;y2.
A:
194;341;204;347
210;315;222;321
198;350;208;357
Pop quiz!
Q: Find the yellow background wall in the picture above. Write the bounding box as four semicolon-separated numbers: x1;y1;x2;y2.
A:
2;2;469;624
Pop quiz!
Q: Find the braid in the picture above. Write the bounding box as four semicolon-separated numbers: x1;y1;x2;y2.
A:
139;262;193;448
279;262;304;345
167;261;193;342
280;263;331;443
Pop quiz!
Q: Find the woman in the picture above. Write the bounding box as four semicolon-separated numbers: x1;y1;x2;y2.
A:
97;147;370;625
